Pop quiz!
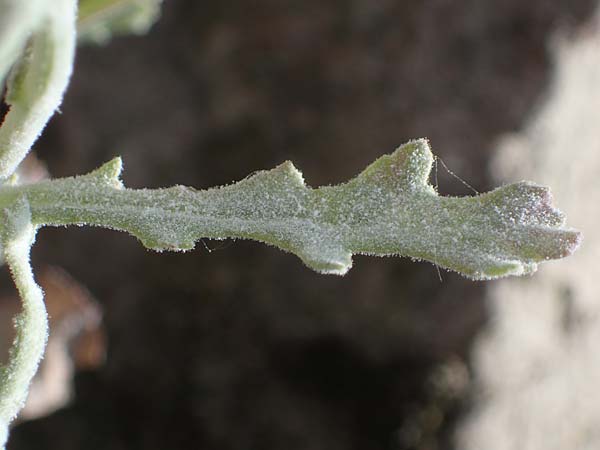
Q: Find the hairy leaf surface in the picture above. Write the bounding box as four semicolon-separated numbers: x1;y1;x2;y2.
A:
2;139;581;279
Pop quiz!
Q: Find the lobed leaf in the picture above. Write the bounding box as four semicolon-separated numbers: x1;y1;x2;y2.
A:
2;139;581;280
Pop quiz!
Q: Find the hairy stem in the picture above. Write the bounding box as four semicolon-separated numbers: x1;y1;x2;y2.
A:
0;199;46;450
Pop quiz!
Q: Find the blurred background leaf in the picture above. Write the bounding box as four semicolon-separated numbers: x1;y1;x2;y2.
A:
77;0;163;44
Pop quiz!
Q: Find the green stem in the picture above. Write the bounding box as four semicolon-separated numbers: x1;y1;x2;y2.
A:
0;199;46;450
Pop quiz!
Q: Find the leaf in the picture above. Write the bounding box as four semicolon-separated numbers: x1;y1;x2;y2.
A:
0;0;48;87
7;139;581;279
0;0;77;181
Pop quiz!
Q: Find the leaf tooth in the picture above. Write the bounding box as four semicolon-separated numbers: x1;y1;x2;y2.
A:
509;226;582;261
296;242;352;275
81;157;123;188
137;229;195;253
397;138;434;189
520;184;570;228
352;138;434;192
276;161;306;186
486;182;566;227
467;259;536;280
236;160;306;190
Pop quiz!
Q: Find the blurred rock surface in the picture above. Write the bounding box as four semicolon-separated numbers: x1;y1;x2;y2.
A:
458;9;600;450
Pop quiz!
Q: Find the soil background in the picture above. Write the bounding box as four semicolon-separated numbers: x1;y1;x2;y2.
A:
4;1;596;449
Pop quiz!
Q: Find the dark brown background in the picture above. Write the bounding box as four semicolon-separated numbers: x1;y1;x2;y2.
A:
5;0;596;449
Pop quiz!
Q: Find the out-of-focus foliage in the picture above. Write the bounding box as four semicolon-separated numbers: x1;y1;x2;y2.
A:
77;0;163;44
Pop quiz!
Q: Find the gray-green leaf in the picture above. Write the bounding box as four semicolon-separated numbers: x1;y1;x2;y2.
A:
1;139;581;279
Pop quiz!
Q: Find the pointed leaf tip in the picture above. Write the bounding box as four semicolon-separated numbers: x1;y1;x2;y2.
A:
85;157;123;187
236;160;306;192
354;138;434;191
272;161;306;187
396;138;434;186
